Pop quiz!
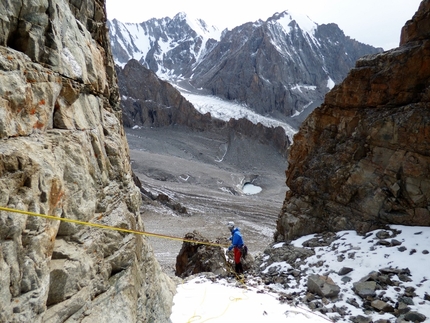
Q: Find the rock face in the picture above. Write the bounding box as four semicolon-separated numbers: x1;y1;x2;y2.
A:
276;0;430;242
109;12;381;118
175;231;228;278
0;1;174;322
117;59;290;155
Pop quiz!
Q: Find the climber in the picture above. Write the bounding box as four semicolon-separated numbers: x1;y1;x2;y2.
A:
227;221;245;274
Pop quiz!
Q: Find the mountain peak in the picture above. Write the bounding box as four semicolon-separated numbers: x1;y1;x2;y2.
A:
269;10;318;36
172;11;221;40
109;11;381;118
174;11;187;18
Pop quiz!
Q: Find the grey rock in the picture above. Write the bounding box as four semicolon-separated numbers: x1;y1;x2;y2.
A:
351;315;372;323
353;281;377;298
307;274;340;298
346;298;360;308
404;286;416;297
259;244;315;270
175;231;229;278
302;232;338;247
404;311;426;322
391;239;402;246
377;275;394;286
377;240;391;246
396;302;411;315
338;267;354;275
376;230;391;239
399;296;415;305
398;274;413;282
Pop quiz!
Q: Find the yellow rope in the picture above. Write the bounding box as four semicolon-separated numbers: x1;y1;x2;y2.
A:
0;206;229;248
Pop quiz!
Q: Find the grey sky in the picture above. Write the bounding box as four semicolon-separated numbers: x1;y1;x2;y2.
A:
106;0;422;50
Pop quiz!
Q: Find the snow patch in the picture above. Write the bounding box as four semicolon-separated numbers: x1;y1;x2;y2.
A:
262;261;292;274
242;183;262;195
327;77;335;90
177;90;297;141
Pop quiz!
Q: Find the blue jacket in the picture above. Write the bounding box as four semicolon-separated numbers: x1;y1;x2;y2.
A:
228;228;244;251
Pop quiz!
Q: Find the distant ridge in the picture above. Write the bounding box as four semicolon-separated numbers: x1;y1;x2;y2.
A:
108;11;382;120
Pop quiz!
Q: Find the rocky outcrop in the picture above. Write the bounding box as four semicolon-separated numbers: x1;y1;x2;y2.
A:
175;231;228;278
0;1;174;322
276;0;430;242
117;59;290;155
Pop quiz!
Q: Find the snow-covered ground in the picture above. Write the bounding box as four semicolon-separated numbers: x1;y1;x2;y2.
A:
171;276;330;322
170;225;430;322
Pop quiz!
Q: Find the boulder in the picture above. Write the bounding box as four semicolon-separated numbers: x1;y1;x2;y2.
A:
307;274;340;298
175;231;229;278
371;300;394;313
353;281;377;298
338;267;354;276
404;311;427;322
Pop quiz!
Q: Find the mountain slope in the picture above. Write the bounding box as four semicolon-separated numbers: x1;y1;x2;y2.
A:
109;13;222;77
108;11;382;119
117;59;290;154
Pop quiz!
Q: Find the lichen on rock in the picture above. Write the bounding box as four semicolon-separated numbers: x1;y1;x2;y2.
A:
0;1;174;322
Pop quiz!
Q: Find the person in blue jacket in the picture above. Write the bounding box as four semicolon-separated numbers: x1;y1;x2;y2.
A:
227;221;244;274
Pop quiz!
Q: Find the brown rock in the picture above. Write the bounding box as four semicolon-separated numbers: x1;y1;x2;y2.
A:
175;231;228;278
371;300;394;312
307;274;340;298
276;0;430;241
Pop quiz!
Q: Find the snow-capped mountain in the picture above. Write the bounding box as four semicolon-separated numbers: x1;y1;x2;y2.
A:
109;12;222;79
108;11;382;119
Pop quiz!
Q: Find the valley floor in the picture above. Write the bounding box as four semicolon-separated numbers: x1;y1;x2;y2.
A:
126;126;288;275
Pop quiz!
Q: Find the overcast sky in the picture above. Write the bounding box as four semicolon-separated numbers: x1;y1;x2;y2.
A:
106;0;422;50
